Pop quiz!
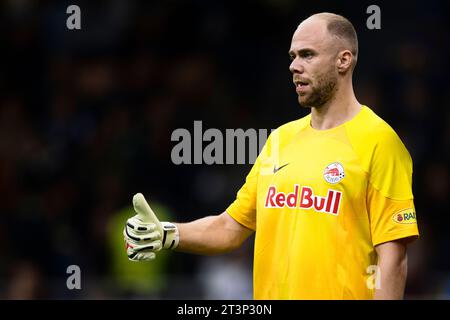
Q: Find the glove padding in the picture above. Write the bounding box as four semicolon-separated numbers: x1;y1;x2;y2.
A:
124;193;179;261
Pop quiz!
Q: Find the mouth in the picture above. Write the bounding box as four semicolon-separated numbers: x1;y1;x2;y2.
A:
294;80;310;93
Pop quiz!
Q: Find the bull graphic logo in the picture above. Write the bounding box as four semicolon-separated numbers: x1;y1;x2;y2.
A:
323;162;345;184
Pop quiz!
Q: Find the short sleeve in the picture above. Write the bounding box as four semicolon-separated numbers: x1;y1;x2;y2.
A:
225;128;279;231
225;156;260;231
367;127;419;246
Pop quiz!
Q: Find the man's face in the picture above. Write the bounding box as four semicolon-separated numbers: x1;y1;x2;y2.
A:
289;18;339;108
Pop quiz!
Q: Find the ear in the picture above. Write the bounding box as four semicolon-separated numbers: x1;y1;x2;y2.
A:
336;50;353;73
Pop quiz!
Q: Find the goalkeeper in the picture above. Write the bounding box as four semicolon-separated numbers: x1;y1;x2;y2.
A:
124;13;419;300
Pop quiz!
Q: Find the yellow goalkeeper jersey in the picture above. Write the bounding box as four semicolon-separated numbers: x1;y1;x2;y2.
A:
226;105;419;299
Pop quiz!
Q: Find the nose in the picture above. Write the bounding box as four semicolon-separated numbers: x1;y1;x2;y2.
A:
289;57;304;74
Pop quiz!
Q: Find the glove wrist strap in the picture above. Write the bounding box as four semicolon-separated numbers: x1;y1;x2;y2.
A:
161;222;179;250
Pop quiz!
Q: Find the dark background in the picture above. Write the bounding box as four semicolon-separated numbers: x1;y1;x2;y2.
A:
0;0;449;299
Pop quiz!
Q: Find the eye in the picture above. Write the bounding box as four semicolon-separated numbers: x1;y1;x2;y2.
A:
302;52;313;59
289;55;295;61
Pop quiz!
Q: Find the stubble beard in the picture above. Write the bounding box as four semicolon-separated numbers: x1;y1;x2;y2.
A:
298;70;338;109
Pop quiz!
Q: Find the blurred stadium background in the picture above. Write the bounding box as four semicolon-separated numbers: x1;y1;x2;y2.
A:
0;0;449;299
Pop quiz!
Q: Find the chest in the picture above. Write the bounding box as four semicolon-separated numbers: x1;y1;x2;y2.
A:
257;136;368;208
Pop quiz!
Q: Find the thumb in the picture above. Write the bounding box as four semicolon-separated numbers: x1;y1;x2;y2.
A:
132;193;162;229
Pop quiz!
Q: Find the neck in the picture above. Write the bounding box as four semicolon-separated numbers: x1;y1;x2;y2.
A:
310;80;361;130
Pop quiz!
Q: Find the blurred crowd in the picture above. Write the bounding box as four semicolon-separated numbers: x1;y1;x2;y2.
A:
0;0;449;299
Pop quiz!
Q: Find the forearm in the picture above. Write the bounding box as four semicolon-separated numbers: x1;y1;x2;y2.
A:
374;249;408;300
175;213;251;255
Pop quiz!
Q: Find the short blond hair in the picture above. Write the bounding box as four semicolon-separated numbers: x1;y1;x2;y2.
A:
305;13;358;69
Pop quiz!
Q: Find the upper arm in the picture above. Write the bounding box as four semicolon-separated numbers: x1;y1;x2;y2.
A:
375;239;407;258
220;211;254;247
375;239;410;269
374;240;408;299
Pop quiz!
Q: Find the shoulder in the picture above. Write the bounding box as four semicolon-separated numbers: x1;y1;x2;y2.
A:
270;113;311;140
259;114;310;159
346;106;393;138
346;106;410;155
348;106;414;199
346;106;412;174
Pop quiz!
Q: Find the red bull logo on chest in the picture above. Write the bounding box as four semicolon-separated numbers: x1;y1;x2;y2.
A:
264;184;342;215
